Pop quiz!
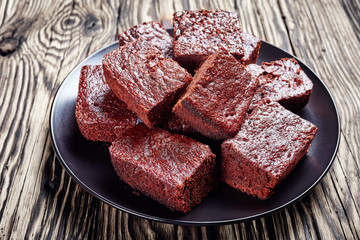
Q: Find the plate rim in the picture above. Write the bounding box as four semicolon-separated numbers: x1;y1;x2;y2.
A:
49;40;340;226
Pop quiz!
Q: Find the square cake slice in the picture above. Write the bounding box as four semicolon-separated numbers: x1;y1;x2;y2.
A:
173;49;258;141
221;102;318;199
173;10;244;71
117;21;173;59
75;65;137;142
102;38;192;127
240;32;262;65
249;58;313;111
109;123;217;213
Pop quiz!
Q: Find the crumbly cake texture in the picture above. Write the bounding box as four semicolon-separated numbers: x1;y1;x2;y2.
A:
75;65;137;142
173;10;244;71
117;21;173;59
246;64;264;79
102;38;192;127
249;58;313;111
221;102;318;199
173;49;258;141
240;32;262;65
109;123;217;213
165;113;203;140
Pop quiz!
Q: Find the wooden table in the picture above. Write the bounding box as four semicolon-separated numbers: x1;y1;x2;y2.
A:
0;0;359;239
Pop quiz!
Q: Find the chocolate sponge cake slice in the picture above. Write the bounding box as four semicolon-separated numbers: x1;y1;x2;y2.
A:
249;58;313;111
109;123;217;213
240;32;262;65
173;10;244;71
102;38;192;127
75;65;137;142
221;102;318;199
117;21;173;59
173;49;258;141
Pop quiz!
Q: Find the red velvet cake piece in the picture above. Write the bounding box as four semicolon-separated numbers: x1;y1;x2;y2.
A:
240;32;262;65
109;123;217;213
75;65;137;142
249;58;313;111
102;38;192;127
168;65;263;140
173;10;244;71
173;49;258;141
117;21;173;58
221;102;318;199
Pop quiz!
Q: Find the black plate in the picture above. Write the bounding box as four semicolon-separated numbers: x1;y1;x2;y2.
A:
49;40;340;225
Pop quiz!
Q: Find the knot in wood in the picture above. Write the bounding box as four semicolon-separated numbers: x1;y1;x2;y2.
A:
61;15;82;30
84;14;101;36
0;36;22;56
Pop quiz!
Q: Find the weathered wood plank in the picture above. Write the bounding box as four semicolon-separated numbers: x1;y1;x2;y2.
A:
278;1;360;239
0;0;120;238
1;0;359;239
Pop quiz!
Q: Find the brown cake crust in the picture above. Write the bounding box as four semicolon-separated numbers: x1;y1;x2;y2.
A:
173;10;244;71
240;32;262;65
109;123;217;213
173;49;258;141
117;21;173;59
221;102;318;199
249;58;313;111
75;65;137;142
102;38;192;127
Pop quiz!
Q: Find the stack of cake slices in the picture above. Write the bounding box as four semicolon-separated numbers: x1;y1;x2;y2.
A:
75;10;318;213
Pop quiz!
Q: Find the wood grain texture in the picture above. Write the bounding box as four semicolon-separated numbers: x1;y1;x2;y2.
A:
0;0;359;239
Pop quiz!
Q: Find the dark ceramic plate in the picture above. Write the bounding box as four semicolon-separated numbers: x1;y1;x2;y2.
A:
49;39;340;225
